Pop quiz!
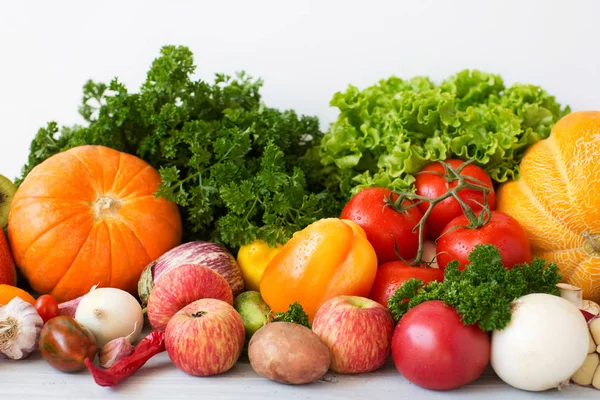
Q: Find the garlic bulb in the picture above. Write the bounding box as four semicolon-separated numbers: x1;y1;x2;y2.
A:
0;297;44;359
583;300;600;317
571;318;600;389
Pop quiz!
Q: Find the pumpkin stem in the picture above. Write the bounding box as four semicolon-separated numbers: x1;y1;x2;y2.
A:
93;196;121;220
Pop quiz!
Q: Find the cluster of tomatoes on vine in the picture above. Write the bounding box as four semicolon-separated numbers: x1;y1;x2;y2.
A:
340;159;532;308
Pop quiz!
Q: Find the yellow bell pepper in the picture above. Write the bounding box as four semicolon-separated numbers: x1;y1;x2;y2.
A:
259;218;378;321
237;240;283;291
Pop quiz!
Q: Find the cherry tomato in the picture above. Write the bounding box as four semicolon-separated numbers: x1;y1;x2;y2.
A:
415;159;496;240
368;261;444;307
340;187;425;264
35;294;59;323
391;300;490;390
436;210;531;271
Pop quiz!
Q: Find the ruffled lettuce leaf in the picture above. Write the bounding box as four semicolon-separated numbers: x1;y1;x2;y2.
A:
320;69;570;196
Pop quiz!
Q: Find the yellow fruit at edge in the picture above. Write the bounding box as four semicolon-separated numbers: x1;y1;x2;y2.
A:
237;240;283;291
497;111;600;303
0;284;36;306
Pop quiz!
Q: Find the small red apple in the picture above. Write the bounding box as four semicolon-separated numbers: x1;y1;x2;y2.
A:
165;298;245;377
312;295;394;374
147;264;233;331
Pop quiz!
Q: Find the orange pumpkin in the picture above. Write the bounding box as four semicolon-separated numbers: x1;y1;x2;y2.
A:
497;111;600;303
7;145;183;302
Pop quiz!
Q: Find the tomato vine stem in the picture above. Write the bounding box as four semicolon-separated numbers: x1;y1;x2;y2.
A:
384;160;493;266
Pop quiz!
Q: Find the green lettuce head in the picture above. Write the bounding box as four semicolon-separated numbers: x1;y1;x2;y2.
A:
319;70;570;197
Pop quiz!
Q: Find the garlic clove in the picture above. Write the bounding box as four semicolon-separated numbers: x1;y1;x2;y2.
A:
573;317;600;389
572;353;599;386
0;297;43;360
58;284;99;318
594;363;600;389
590;318;600;345
590;333;597;354
99;336;134;368
58;296;83;318
583;300;600;317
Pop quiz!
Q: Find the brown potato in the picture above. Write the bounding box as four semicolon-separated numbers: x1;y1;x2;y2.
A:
248;321;331;384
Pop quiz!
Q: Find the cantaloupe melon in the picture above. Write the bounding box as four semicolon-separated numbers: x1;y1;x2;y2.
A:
497;111;600;302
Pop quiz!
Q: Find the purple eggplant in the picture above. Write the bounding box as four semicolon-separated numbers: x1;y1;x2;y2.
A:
138;241;244;306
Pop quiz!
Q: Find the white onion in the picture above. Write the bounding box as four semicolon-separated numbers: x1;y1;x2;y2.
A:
491;293;589;391
75;287;144;348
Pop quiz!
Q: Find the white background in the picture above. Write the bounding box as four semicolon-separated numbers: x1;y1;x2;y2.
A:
1;0;599;181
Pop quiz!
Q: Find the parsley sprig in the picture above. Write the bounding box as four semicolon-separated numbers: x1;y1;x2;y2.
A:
18;45;343;249
388;244;562;331
273;302;311;329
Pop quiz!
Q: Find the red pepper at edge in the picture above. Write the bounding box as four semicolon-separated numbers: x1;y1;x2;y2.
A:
85;330;166;387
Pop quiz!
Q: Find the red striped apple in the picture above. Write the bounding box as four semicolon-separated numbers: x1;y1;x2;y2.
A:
147;264;233;331
312;295;394;374
165;298;245;376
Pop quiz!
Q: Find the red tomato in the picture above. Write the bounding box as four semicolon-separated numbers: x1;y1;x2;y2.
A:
340;187;425;264
436;210;531;271
391;300;490;390
368;261;444;307
415;159;496;240
35;294;59;323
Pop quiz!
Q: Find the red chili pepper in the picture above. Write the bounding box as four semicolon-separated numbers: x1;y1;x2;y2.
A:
85;330;166;387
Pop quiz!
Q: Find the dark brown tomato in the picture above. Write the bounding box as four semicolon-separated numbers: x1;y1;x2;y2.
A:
38;316;97;373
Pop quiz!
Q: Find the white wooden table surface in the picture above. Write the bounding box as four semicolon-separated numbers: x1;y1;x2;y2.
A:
2;351;596;400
